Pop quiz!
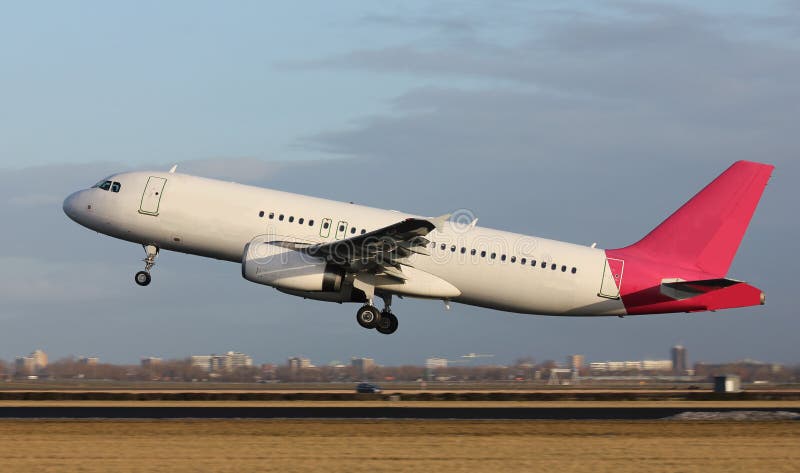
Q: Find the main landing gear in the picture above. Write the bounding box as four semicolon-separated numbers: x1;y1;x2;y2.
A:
135;244;159;287
356;295;398;335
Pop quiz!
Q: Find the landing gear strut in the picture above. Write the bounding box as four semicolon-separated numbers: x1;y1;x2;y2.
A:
135;244;159;287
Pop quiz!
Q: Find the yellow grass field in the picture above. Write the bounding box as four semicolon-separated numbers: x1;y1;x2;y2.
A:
0;420;798;473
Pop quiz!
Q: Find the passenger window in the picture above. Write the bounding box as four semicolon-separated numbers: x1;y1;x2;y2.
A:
481;250;486;257
551;264;557;270
521;258;526;265
279;214;284;221
541;262;547;268
111;182;121;193
460;247;466;254
323;221;329;229
289;216;294;223
309;219;314;226
258;211;264;217
339;224;345;232
510;256;516;263
571;267;577;274
561;265;567;272
441;244;446;250
350;227;356;234
299;218;304;224
451;245;456;252
531;260;537;266
470;249;476;256
501;254;506;261
360;229;366;234
491;253;496;259
269;212;274;219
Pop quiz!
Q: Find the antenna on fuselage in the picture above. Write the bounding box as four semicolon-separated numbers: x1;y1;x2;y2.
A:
168;164;178;173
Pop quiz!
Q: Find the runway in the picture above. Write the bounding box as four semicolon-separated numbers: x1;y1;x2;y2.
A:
1;405;798;419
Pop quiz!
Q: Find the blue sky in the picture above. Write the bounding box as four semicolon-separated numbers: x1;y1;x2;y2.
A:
1;1;798;366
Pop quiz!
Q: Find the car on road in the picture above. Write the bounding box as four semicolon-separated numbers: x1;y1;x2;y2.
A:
356;382;382;393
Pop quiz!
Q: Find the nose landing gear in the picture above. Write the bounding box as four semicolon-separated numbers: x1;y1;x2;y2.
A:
135;244;159;287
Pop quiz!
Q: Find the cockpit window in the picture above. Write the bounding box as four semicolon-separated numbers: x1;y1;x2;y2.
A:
92;179;121;192
92;175;114;188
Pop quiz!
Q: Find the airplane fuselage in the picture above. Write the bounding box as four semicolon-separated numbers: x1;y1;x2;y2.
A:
64;170;625;315
63;161;772;332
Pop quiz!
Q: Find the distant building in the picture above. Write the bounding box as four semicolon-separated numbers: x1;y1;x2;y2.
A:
15;357;37;376
672;345;687;374
589;362;607;372
31;350;48;369
78;357;99;366
351;357;375;378
15;349;48;376
567;355;584;370
425;357;448;369
141;357;162;368
589;359;673;373
642;360;673;371
288;357;312;372
192;352;253;373
226;351;253;371
190;355;212;372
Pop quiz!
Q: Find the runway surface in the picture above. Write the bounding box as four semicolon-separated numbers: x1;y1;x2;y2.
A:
1;406;798;419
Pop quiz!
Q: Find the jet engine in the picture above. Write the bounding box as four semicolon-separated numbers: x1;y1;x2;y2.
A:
242;241;344;292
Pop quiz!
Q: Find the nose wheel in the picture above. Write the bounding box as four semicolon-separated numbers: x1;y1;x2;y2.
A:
135;244;159;287
135;271;152;286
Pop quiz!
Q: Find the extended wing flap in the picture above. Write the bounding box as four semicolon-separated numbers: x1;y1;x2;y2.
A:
306;216;444;265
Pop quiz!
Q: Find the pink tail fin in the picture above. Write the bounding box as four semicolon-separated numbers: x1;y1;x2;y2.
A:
621;160;774;277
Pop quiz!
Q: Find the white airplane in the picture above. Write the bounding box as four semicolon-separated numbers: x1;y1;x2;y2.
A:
63;161;773;335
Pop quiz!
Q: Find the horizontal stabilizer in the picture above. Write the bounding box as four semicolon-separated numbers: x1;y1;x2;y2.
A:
661;278;742;300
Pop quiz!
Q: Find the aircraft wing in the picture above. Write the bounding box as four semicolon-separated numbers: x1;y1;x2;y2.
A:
284;214;450;279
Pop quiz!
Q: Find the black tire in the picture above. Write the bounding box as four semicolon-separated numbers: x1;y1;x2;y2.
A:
356;305;381;329
135;271;151;287
376;312;398;335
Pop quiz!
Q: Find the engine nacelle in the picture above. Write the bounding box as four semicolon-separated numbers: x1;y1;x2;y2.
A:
242;241;343;292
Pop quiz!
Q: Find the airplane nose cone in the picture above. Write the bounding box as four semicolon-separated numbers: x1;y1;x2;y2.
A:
62;191;81;221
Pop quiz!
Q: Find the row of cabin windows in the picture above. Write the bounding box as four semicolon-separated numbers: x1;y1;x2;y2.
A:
433;242;578;274
257;211;368;235
255;209;575;273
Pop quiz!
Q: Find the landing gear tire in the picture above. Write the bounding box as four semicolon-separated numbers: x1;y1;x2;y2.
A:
356;305;382;329
376;312;398;335
135;271;151;287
